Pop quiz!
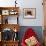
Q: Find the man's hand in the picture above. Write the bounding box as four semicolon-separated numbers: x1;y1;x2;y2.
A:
25;36;38;46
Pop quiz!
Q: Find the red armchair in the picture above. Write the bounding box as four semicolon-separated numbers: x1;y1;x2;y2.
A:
21;28;41;46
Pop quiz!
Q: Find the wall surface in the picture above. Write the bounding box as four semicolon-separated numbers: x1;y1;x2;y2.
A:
0;0;44;26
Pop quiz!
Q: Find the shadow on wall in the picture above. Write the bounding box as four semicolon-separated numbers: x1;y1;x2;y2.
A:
18;26;43;44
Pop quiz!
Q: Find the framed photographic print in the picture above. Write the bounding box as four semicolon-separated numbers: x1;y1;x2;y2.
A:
9;9;18;15
9;10;15;15
23;8;36;19
2;10;9;15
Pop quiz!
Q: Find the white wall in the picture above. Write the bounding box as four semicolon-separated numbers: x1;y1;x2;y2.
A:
19;0;44;26
0;0;44;26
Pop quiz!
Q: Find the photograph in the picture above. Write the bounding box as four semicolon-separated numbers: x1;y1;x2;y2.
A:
23;8;36;19
2;10;9;15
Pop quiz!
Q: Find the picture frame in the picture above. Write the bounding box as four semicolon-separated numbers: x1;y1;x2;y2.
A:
23;8;36;19
9;10;15;15
2;10;9;15
9;10;18;15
